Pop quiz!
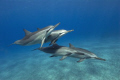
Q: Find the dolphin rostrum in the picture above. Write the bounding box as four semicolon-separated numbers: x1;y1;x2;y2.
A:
10;22;60;48
44;29;74;45
34;43;106;62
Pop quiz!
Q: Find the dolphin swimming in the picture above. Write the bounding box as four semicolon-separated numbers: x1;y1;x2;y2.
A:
34;43;106;62
44;29;74;45
10;22;60;48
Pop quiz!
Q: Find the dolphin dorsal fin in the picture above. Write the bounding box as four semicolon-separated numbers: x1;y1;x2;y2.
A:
23;29;31;36
37;28;41;30
69;43;74;48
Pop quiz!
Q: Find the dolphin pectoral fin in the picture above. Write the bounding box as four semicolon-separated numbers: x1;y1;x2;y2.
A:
60;53;72;61
77;59;85;63
40;37;46;48
49;33;61;45
60;56;68;61
49;39;58;46
40;30;48;48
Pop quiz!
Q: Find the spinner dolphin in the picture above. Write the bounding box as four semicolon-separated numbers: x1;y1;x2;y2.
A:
34;43;106;62
44;29;74;45
10;22;60;48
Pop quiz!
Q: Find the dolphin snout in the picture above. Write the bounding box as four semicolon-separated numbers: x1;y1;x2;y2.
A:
54;22;61;28
67;30;74;32
65;30;74;34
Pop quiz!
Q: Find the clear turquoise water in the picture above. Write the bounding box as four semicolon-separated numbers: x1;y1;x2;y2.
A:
0;0;120;80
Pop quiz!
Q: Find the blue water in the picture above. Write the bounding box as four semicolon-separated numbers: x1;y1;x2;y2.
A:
0;0;120;80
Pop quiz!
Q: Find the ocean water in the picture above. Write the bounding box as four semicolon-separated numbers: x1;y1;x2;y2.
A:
0;0;120;80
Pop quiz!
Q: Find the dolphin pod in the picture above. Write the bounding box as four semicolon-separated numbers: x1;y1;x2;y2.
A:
10;22;73;48
11;22;106;63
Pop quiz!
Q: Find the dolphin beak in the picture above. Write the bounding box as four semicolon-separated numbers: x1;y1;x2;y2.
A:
54;22;61;28
67;30;74;33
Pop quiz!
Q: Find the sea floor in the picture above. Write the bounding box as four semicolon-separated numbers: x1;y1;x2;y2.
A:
0;38;120;80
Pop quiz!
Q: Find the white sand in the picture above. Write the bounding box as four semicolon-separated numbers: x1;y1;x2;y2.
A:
0;38;120;80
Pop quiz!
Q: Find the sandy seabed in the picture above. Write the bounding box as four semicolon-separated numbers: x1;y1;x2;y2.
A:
0;38;120;80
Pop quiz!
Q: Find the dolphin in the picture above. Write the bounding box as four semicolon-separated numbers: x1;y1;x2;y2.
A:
44;29;74;45
34;43;106;62
10;22;60;48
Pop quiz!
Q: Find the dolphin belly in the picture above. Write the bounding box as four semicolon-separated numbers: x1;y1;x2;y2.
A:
22;33;44;46
70;54;87;58
53;47;71;56
54;52;67;56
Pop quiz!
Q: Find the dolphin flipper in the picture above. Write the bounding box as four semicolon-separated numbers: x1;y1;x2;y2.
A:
40;37;46;48
49;33;62;45
60;53;72;61
77;59;85;62
49;39;58;46
40;31;48;48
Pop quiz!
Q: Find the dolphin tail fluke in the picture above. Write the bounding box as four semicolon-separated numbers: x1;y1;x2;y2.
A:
7;43;14;47
32;48;39;51
95;57;106;61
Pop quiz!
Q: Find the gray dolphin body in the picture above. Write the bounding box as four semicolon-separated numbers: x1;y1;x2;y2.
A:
36;43;106;62
44;29;74;45
11;23;60;48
